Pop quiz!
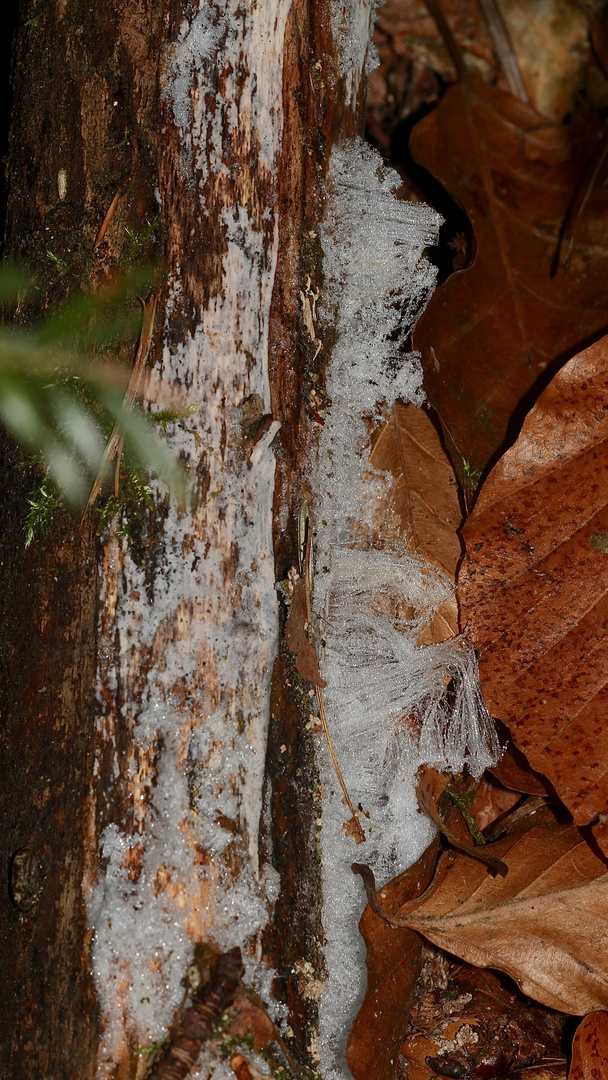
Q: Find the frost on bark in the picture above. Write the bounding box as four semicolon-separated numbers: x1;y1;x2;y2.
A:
0;0;366;1077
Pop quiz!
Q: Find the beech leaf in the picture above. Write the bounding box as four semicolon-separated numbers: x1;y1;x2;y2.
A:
370;401;461;642
458;335;608;836
569;1010;608;1079
411;77;608;480
370;401;462;579
355;813;608;1015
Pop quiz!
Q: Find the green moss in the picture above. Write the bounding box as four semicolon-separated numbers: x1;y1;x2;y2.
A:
96;464;157;540
24;474;60;548
119;215;162;269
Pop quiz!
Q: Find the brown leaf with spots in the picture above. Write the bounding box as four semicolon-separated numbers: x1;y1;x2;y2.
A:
354;812;608;1015
569;1010;608;1079
411;77;608;484
458;335;608;844
346;838;439;1080
370;401;462;643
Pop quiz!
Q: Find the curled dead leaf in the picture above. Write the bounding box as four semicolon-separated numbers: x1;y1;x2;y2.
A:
416;765;508;875
354;811;608;1015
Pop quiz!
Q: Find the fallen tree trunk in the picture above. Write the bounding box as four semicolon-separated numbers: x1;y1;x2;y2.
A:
0;0;369;1076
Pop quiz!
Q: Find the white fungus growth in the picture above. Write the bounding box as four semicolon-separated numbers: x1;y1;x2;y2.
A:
164;9;223;142
312;140;499;1080
331;0;381;106
90;699;280;1069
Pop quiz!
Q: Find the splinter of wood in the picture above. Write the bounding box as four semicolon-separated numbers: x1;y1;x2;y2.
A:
82;293;157;518
148;947;244;1080
299;495;366;844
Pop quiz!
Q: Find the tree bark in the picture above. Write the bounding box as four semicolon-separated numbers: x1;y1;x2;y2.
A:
0;0;368;1077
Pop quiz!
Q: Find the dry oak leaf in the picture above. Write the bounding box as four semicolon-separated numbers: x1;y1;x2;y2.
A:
411;77;608;481
458;335;608;840
346;837;440;1080
357;812;608;1015
370;401;461;643
569;1010;608;1079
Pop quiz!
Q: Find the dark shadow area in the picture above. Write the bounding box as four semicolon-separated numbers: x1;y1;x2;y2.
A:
390;103;475;284
0;4;21;250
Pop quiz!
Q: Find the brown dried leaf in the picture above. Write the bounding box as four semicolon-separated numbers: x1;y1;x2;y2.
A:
490;723;555;797
370;401;462;643
343;815;366;845
468;773;522;833
370;402;463;578
346;838;439;1080
411;78;608;482
415;765;508;874
356;813;608;1015
230;996;275;1052
458;336;608;837
284;574;326;687
569;1010;608;1079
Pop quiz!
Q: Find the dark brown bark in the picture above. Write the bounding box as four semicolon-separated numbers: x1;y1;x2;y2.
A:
0;1;164;1076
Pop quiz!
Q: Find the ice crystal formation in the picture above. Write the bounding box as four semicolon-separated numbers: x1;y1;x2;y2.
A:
313;139;499;1079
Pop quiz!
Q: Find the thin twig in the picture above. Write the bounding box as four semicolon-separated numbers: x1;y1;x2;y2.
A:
552;133;608;278
81;293;157;519
423;0;467;81
315;685;366;843
300;497;366;844
475;0;528;102
239;988;301;1079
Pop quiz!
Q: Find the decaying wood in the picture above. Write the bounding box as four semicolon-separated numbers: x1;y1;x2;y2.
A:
0;0;370;1075
0;0;165;1073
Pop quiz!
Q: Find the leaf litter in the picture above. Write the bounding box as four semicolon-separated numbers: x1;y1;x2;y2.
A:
342;4;608;1077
